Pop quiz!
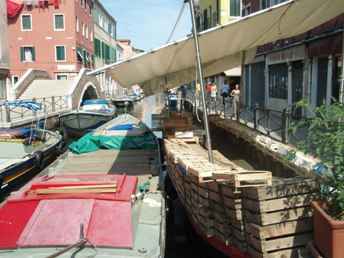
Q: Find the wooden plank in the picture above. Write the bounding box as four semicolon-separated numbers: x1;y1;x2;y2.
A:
244;207;313;226
33;187;117;194
243;178;318;201
243;193;315;213
246;219;313;239
233;172;272;188
247;232;312;253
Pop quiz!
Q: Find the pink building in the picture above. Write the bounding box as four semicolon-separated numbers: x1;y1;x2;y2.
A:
7;0;94;82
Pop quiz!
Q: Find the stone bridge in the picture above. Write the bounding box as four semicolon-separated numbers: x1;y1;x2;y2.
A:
0;69;103;128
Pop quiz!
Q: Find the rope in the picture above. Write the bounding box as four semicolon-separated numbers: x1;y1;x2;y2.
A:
166;2;186;44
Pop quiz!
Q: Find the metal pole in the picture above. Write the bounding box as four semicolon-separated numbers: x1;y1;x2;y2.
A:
340;31;344;104
187;0;214;163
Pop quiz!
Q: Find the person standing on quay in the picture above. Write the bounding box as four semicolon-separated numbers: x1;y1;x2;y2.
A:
221;80;230;111
210;82;217;113
231;84;240;120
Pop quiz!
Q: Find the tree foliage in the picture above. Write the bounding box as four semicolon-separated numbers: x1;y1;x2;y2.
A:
293;103;344;219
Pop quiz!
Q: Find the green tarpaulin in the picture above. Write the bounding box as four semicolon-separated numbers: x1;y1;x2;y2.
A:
69;132;157;154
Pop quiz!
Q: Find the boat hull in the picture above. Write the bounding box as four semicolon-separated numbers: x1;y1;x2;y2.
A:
0;131;63;192
60;111;114;139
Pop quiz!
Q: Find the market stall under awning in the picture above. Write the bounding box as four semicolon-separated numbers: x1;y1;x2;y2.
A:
89;0;344;96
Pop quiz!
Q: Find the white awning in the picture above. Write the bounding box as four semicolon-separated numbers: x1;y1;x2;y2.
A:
89;0;344;96
224;67;242;77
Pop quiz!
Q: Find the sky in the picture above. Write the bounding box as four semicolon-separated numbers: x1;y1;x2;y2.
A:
100;0;192;51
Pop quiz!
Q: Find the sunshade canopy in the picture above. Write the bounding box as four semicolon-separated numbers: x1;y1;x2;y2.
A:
89;0;344;96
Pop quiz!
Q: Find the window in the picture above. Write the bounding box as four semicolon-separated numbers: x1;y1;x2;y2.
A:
76;17;79;32
20;46;35;62
108;23;112;35
269;63;288;99
0;79;6;99
21;14;32;31
260;0;287;10
54;14;65;31
94;38;101;57
230;0;241;17
55;46;66;61
90;31;93;42
242;3;251;16
57;74;68;80
12;75;19;85
203;9;208;30
82;23;85;36
85;25;88;39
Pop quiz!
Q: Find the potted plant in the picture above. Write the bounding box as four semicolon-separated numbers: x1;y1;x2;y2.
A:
292;102;344;258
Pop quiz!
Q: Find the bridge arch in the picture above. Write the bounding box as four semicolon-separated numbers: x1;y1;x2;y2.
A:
77;82;100;108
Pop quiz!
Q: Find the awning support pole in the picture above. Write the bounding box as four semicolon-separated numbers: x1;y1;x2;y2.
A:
187;0;214;163
340;31;344;104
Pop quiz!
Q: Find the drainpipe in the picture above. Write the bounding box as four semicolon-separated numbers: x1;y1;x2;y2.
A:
186;0;214;163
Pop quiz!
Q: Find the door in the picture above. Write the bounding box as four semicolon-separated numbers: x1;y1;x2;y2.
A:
317;57;328;106
251;62;266;107
292;61;304;119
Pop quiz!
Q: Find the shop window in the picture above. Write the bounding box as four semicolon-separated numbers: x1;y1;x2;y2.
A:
230;0;241;17
0;79;6;99
333;56;342;102
268;63;288;99
203;9;208;30
20;46;35;62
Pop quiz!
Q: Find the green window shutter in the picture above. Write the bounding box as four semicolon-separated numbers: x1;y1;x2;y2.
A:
101;42;106;60
20;47;24;61
22;15;31;30
32;47;36;61
94;39;101;57
54;15;64;30
56;46;65;61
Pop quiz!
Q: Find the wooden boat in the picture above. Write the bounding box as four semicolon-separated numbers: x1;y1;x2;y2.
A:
163;112;318;258
0;127;62;192
59;99;115;139
111;96;134;108
0;114;165;257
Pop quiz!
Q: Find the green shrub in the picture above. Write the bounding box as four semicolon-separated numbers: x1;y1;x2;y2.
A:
293;103;344;219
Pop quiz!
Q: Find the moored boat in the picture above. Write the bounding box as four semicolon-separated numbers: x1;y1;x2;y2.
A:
111;96;134;109
0;127;62;192
59;99;115;139
0;114;165;257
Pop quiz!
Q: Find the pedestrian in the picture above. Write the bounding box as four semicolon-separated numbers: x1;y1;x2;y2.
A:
210;82;217;114
231;84;240;120
221;80;230;106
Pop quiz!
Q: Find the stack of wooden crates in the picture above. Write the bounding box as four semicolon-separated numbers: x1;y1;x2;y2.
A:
165;139;317;257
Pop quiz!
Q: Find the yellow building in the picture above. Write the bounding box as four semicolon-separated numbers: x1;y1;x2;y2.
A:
197;0;241;31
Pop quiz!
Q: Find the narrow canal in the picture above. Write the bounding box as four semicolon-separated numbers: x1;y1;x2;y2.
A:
0;95;240;258
130;95;228;258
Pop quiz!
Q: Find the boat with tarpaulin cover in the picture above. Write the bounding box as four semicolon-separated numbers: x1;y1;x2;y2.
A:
0;114;165;258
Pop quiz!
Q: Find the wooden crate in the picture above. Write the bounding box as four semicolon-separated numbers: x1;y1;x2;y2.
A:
246;220;312;257
243;178;317;258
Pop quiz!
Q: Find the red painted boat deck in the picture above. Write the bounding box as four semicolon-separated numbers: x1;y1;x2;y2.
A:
0;174;136;249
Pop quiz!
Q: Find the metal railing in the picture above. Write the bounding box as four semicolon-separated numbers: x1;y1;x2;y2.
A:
0;96;71;124
184;91;293;144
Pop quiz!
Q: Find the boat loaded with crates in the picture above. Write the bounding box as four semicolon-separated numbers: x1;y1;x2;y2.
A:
0;114;165;258
162;111;318;258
